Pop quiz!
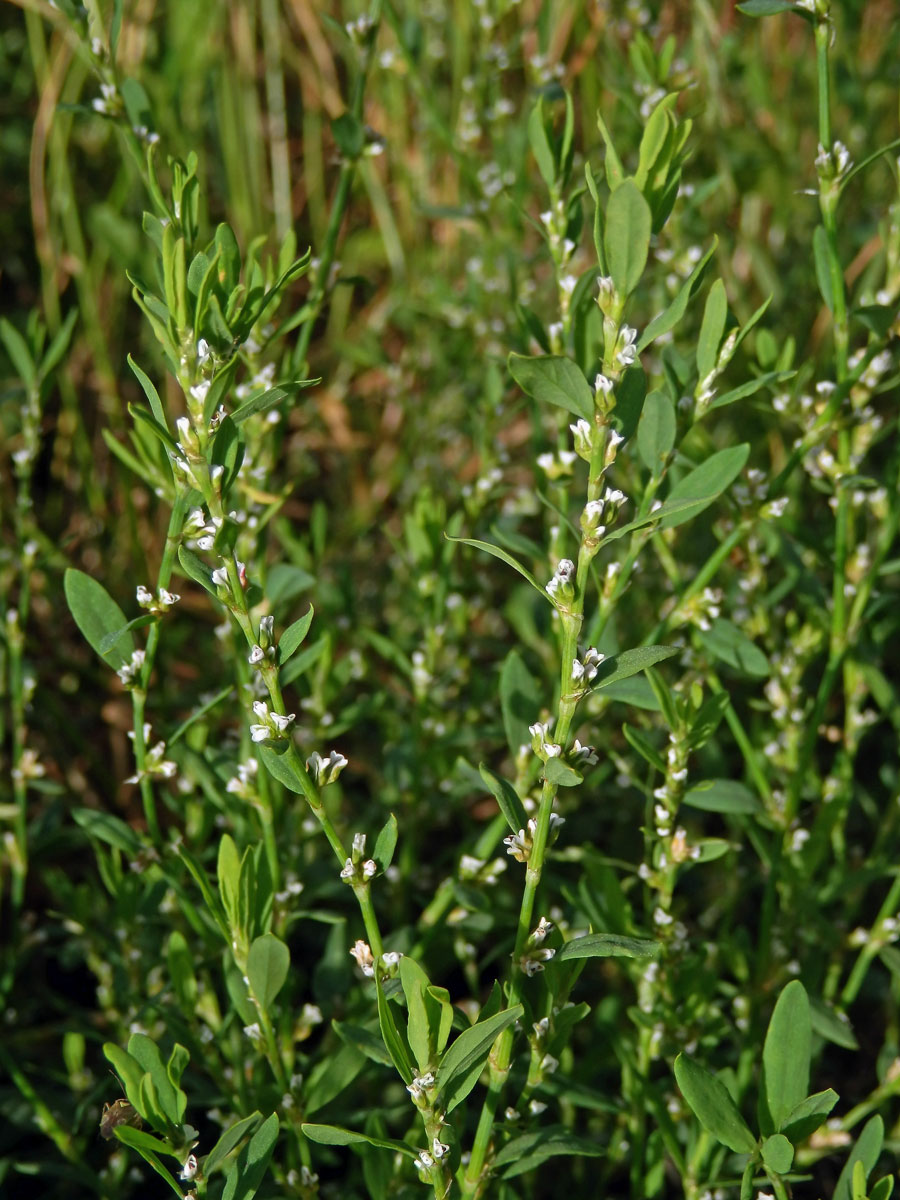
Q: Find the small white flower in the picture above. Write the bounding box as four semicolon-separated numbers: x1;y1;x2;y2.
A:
180;1155;198;1181
349;940;375;976
211;566;229;587
362;859;377;879
190;380;211;404
616;325;639;366
248;644;264;665
136;585;153;605
594;373;613;395
432;1137;450;1159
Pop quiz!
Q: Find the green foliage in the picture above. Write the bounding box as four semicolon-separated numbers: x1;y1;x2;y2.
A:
3;2;900;1198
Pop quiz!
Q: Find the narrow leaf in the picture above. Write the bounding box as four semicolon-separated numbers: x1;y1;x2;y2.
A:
674;1054;757;1154
592;646;679;690
813;224;835;312
479;764;528;834
604;180;652;297
682;780;761;815
435;1005;524;1113
247;933;290;1012
760;980;810;1135
555;934;660;962
204;1112;263;1176
834;1116;884;1200
373;813;398;873
508;353;594;421
446;536;553;606
658;444;750;529
302;1123;417;1157
64;568;134;669
279;606;314;663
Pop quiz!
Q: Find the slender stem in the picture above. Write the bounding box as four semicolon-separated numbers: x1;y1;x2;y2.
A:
290;0;383;378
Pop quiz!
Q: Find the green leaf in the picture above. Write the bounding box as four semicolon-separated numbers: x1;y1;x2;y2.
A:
301;1123;417;1158
129;401;177;451
544;757;583;787
760;980;810;1136
102;1043;145;1113
400;957;434;1074
0;318;36;387
613;365;647;440
709;370;794;411
658;444;750;529
218;834;242;928
622;724;666;772
64;568;135;669
332;111;365;158
780;1089;839;1144
247;933;290;1012
72;808;143;854
372;813;398;873
167;931;197;1009
479;764;528;834
809;998;858;1050
554;933;660;961
500;650;542;760
593;646;680;690
279;606;314;663
113;1127;184;1197
221;1111;279;1200
231;381;319;424
596;110;625;190
447;535;553;606
375;977;414;1084
682;780;762;815
112;1124;176;1159
435;1004;524;1114
257;744;306;793
637;390;676;475
697;618;769;678
674;1054;757;1154
737;0;797;14
697;279;728;381
528;99;556;187
813;224;834;312
761;1133;793;1174
604;179;652;297
303;1042;366;1115
128;1033;183;1126
204;1112;263;1176
834;1116;884;1200
332;1020;395;1068
870;1176;895;1200
508;353;594;421
637;241;716;352
177;545;217;596
495;1126;604;1178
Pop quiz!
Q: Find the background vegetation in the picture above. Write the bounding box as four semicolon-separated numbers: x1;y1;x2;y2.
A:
2;1;900;1197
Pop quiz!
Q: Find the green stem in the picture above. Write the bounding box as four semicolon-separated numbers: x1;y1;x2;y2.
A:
290;0;383;377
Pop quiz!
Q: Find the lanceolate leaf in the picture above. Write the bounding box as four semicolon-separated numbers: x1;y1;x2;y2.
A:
302;1123;417;1158
658;444;750;529
64;568;135;669
555;933;660;961
674;1054;757;1154
247;933;290;1012
508;353;594;421
760;980;810;1135
480;764;528;834
446;535;553;606
604;180;652;297
435;1005;524;1113
592;646;679;690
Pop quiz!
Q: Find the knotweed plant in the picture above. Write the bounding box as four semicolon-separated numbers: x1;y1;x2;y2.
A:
2;2;900;1199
